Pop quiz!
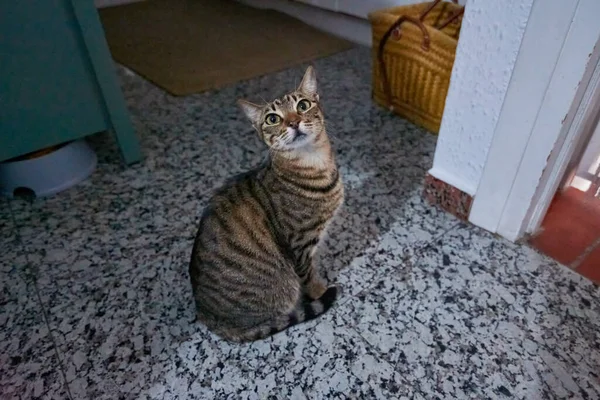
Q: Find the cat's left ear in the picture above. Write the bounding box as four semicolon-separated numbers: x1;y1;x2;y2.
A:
298;65;318;96
237;99;262;125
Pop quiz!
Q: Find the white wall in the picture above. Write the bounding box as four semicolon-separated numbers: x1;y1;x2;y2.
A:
296;0;465;19
468;0;600;241
239;0;466;47
239;0;373;46
428;0;534;195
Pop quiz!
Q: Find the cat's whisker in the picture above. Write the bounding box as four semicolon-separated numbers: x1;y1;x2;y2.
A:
322;124;340;141
322;121;340;135
258;95;268;105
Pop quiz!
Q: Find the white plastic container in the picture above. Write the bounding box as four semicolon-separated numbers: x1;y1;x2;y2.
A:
0;140;97;198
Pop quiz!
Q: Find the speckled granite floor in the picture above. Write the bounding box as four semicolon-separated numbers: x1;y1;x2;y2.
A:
2;47;600;400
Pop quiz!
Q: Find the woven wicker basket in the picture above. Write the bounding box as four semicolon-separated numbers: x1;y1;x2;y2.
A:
369;0;464;134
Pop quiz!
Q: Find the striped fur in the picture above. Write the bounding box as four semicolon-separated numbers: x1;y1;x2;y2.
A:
189;67;344;342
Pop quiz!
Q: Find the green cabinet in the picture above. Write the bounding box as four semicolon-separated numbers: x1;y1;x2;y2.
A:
0;0;141;164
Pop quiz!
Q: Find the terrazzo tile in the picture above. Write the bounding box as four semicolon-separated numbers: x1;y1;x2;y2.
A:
1;197;14;241
1;198;20;266
43;253;195;399
59;309;412;399
8;159;217;314
143;311;413;400
337;223;600;399
319;185;459;301
1;203;69;399
0;246;69;400
37;232;410;399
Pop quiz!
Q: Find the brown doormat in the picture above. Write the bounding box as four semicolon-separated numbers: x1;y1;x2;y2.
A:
99;0;354;96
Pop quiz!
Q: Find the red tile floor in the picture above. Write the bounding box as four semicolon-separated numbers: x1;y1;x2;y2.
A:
529;187;600;284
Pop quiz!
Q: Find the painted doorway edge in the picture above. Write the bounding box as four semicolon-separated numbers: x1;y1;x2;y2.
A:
468;0;579;237
523;46;600;237
469;0;600;242
496;25;600;242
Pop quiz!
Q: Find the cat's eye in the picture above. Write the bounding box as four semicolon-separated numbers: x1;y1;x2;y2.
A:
296;99;311;113
265;113;282;125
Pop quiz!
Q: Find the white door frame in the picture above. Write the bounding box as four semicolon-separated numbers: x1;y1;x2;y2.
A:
524;53;600;235
468;0;600;242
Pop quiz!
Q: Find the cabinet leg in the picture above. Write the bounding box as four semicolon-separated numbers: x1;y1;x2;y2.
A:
112;124;142;165
70;0;142;165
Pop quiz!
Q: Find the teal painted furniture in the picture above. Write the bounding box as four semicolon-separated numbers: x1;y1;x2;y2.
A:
0;0;141;164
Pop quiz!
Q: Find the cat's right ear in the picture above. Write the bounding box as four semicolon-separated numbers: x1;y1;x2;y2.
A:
237;100;262;126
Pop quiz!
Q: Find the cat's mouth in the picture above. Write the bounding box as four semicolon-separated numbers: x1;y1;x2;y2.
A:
291;130;307;143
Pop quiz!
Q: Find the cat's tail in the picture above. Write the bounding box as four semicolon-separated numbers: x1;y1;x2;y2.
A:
230;286;339;342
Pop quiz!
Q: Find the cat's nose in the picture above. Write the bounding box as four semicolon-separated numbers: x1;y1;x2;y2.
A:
286;113;301;129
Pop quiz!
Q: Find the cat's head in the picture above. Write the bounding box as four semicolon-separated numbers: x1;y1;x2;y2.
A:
238;66;325;152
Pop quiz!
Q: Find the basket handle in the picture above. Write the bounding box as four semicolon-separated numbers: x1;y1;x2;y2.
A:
377;15;431;111
436;5;464;30
421;0;464;29
419;0;445;21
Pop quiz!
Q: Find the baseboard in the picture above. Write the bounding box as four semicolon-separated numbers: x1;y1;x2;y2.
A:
94;0;145;8
237;0;372;46
293;0;435;20
423;173;474;221
427;166;477;196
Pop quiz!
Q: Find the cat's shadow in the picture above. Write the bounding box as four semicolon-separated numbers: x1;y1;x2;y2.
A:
315;107;435;284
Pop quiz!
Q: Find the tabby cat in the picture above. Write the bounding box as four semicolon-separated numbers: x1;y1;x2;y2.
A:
189;66;344;342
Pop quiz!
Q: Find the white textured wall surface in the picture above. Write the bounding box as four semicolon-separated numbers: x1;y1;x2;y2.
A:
429;0;534;195
239;0;468;47
296;0;466;19
297;0;421;19
239;0;373;46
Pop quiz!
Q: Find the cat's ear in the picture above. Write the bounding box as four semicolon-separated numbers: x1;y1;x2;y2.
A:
237;99;262;125
298;65;317;95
